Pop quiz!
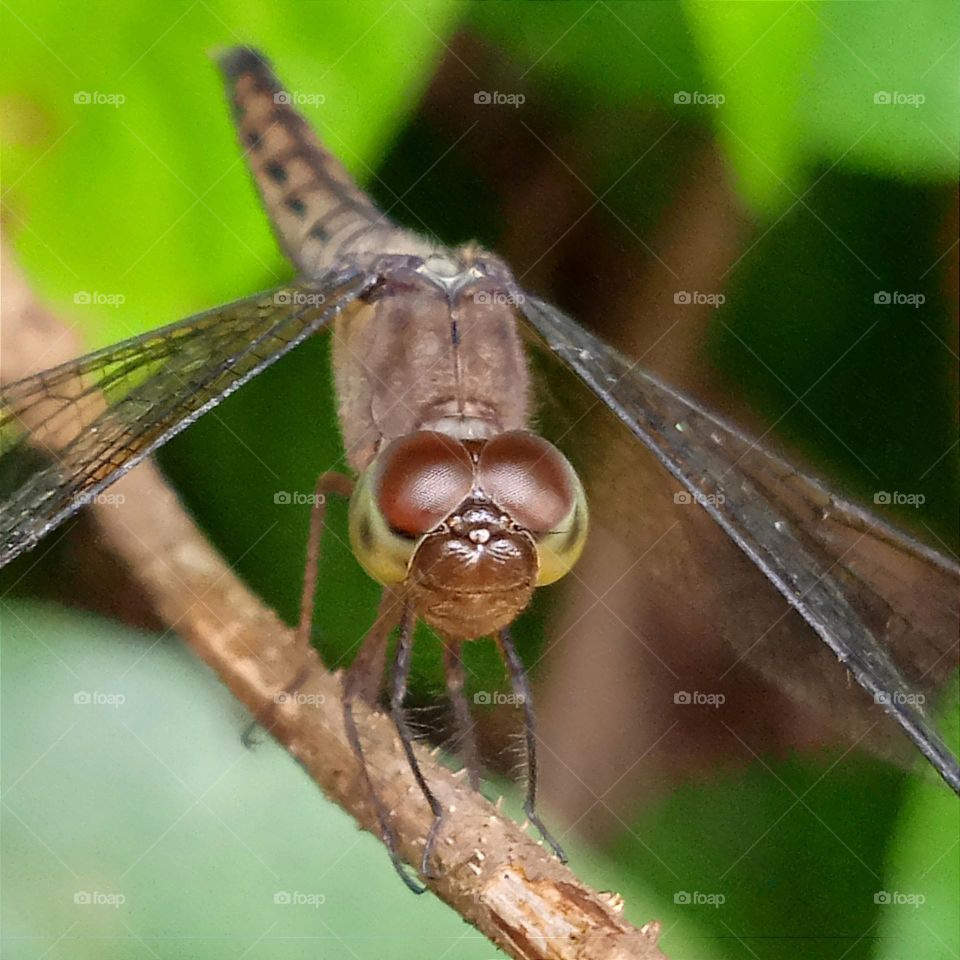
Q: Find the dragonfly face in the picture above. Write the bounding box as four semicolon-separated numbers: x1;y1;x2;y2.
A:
348;429;588;640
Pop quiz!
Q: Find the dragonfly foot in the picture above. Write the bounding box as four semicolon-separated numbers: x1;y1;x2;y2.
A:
240;720;262;749
381;824;428;894
420;811;444;880
526;804;568;863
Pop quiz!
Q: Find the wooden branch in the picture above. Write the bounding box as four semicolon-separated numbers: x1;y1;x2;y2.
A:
1;240;666;960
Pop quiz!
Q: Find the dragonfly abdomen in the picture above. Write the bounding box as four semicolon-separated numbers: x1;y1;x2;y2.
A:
221;46;431;274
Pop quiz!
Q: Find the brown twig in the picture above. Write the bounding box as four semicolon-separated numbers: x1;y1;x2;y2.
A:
1;239;666;960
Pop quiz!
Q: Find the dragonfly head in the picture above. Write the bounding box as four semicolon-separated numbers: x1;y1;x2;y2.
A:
348;430;589;640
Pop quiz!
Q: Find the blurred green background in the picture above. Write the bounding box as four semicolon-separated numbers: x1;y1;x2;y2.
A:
2;2;958;958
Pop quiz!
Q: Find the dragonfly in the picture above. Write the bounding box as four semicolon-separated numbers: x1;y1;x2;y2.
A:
1;47;957;892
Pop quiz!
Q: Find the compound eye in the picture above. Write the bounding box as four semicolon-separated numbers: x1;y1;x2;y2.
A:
348;432;474;586
478;431;588;585
376;431;474;536
478;432;576;532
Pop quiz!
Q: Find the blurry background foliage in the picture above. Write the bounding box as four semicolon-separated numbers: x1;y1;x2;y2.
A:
1;2;957;959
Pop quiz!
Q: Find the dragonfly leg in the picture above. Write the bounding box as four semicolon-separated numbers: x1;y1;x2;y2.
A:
496;627;568;863
242;471;355;747
443;641;481;791
389;608;444;880
343;588;402;706
298;471;356;647
343;599;426;893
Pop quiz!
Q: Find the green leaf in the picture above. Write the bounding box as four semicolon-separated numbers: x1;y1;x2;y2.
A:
683;1;820;214
0;0;462;346
874;688;960;960
1;601;512;959
801;0;960;183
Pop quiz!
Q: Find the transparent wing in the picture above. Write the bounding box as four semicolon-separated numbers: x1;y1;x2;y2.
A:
0;270;370;567
520;293;960;793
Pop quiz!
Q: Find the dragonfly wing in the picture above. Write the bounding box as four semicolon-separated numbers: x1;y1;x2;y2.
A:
519;293;960;792
0;270;371;568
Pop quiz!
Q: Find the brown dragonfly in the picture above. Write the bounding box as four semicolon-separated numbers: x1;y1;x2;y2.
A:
1;47;957;892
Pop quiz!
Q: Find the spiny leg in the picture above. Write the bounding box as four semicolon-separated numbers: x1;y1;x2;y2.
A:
443;641;481;791
298;471;356;648
496;627;567;863
390;609;445;881
243;472;355;747
344;588;402;707
343;596;425;893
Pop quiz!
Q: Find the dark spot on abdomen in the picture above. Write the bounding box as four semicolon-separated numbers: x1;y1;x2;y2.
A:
285;197;307;218
265;161;287;184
